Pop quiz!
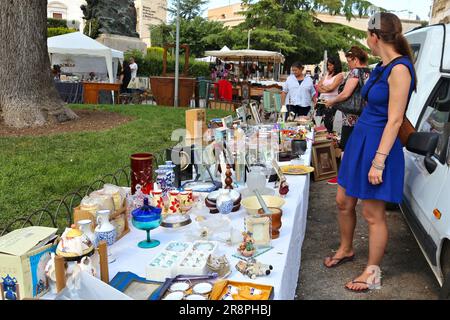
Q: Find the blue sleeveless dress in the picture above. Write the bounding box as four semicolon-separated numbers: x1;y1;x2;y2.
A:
337;57;416;204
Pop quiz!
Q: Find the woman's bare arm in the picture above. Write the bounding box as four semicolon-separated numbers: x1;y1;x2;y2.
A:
324;77;358;108
368;64;411;185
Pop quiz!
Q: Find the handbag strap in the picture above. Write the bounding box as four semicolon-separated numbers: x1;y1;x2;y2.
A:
363;56;404;101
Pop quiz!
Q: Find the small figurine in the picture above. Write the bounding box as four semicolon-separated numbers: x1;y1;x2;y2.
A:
237;232;256;257
235;258;273;279
207;255;231;278
278;178;290;197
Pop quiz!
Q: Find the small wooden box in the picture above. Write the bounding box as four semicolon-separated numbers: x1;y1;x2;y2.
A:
73;204;130;241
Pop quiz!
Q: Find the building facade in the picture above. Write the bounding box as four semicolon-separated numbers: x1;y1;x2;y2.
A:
207;3;425;33
47;0;167;46
430;0;450;24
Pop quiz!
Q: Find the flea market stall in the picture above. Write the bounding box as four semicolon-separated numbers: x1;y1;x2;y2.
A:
0;109;318;301
47;32;124;104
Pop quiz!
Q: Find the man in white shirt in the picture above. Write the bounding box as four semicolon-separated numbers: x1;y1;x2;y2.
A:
129;58;138;79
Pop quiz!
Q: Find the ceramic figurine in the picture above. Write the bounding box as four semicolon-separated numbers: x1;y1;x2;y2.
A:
237;232;256;257
235;258;273;280
1;275;19;300
216;189;234;215
44;253;57;293
95;210;117;247
78;256;97;277
207;255;231;278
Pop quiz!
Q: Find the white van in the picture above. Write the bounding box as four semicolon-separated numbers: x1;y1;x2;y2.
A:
402;23;450;298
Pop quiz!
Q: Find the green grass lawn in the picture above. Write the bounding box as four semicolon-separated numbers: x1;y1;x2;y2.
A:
0;105;232;229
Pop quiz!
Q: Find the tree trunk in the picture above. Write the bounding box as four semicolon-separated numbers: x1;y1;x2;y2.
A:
0;0;78;128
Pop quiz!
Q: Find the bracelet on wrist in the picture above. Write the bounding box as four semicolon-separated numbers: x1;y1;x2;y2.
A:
376;151;389;157
372;160;385;171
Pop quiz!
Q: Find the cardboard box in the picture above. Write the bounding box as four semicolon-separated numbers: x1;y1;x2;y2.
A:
0;227;58;300
186;109;207;142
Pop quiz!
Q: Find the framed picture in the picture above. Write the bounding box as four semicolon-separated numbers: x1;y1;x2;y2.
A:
222;115;234;129
110;272;163;300
245;216;271;248
236;106;247;124
250;102;262;124
312;141;337;181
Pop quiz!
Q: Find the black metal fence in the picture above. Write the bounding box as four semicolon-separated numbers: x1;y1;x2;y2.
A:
0;149;169;237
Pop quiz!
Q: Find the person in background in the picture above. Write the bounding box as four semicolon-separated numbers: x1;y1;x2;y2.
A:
317;56;344;133
313;65;321;84
210;66;218;82
281;62;317;119
120;60;132;94
324;47;371;185
129;57;138;79
323;12;417;293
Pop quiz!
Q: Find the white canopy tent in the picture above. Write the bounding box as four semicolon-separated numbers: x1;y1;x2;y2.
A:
48;32;124;83
196;46;231;63
203;49;285;63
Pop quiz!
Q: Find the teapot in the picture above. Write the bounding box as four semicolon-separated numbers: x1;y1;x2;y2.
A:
56;224;95;260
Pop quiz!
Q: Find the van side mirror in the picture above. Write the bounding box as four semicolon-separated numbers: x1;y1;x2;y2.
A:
406;132;440;174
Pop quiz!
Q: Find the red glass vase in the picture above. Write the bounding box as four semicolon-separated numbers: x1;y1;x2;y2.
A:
131;153;154;195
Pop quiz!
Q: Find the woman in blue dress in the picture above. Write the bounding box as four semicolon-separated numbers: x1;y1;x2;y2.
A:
323;12;417;292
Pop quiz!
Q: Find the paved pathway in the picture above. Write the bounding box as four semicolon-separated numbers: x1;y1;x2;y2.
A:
296;180;440;300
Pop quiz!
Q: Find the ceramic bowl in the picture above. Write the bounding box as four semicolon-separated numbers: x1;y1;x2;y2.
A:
207;190;241;203
241;195;286;215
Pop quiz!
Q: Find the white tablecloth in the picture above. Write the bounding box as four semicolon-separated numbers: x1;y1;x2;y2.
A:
108;139;312;300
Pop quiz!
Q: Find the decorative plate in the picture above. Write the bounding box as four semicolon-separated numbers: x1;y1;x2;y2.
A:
170;282;190;292
193;282;213;295
163;291;184;300
185;294;207;300
280;165;315;175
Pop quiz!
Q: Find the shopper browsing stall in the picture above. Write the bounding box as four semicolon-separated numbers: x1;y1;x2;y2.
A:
324;47;370;155
323;12;417;293
317;57;344;133
281;62;317;119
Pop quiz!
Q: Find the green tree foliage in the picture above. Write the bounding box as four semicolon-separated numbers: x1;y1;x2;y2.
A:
169;0;209;20
47;18;68;28
238;0;372;65
47;27;77;38
124;49;210;78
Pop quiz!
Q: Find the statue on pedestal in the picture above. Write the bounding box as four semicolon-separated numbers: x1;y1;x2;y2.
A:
81;0;139;38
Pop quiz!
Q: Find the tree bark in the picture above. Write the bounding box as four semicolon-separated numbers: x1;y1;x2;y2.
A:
0;0;78;128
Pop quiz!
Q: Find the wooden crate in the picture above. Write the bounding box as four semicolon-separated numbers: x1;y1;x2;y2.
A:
73;203;130;241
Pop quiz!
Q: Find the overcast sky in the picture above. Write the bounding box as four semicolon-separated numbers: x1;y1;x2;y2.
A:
191;0;434;21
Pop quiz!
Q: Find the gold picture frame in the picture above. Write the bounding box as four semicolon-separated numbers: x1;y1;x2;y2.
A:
312;141;338;181
245;216;272;248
